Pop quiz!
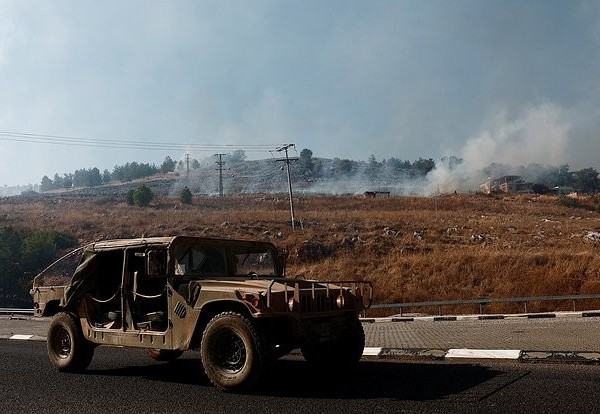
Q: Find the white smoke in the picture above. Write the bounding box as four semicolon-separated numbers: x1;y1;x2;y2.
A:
427;103;571;193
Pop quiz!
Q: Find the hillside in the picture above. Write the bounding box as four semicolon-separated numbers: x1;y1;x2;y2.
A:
1;190;600;314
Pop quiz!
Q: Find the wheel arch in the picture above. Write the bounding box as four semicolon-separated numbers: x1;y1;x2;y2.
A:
190;300;255;349
41;300;63;317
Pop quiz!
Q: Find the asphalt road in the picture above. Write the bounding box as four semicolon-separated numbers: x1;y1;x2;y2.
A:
3;341;600;414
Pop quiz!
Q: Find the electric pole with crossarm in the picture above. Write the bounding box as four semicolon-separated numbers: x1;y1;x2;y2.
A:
274;144;299;229
215;153;226;196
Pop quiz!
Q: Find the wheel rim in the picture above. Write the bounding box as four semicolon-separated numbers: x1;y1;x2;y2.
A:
53;327;72;359
211;331;246;374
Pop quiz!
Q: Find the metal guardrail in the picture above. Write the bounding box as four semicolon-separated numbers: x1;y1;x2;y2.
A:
0;308;35;315
4;293;600;317
369;294;600;316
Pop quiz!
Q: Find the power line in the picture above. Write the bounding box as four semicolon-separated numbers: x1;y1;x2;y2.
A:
0;130;282;152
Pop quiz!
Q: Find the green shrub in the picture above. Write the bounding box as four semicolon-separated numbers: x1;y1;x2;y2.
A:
133;184;154;207
557;196;580;209
125;189;135;205
180;187;192;205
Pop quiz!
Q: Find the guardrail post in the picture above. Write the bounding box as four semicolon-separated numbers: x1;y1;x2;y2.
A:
572;300;576;312
438;305;442;316
479;303;483;314
524;301;528;313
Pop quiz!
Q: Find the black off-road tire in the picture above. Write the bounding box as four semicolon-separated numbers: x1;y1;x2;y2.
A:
146;348;184;362
47;312;95;372
200;312;265;393
301;317;365;366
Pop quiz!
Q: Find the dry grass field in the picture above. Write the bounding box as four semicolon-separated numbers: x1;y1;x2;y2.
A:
2;191;600;315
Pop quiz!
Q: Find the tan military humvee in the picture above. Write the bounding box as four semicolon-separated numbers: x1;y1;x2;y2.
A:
31;236;372;392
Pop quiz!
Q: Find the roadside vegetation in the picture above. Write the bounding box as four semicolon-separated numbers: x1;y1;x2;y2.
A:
0;227;77;307
1;191;600;313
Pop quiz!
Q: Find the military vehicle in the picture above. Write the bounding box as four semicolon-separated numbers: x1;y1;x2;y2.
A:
31;236;372;392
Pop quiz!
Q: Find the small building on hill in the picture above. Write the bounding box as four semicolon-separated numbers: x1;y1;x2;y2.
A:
479;176;534;194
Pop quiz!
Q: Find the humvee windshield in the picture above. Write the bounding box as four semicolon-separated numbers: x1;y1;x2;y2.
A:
175;245;226;276
172;242;278;277
232;248;276;277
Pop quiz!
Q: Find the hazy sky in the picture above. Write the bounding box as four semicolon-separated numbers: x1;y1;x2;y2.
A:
1;0;600;187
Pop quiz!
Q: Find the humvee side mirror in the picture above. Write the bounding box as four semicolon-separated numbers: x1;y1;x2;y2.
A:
147;250;167;277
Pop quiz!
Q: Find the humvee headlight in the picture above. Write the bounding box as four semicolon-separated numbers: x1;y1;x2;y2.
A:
336;294;345;309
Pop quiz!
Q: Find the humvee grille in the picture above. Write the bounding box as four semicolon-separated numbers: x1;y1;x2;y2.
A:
266;279;373;314
297;292;336;312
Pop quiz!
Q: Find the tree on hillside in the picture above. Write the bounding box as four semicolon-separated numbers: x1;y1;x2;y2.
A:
386;157;412;173
412;158;436;176
40;176;53;192
573;168;600;193
72;167;102;187
53;173;64;189
332;158;356;178
366;154;381;183
62;173;73;189
112;162;158;181
102;169;112;184
299;148;314;174
440;155;463;170
160;156;177;173
228;150;247;164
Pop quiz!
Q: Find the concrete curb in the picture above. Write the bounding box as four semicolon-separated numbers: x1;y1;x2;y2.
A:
1;334;46;341
360;310;600;323
363;347;600;363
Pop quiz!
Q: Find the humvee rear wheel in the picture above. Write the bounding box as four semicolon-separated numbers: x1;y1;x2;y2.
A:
47;312;94;372
301;317;365;366
146;348;184;362
200;312;265;392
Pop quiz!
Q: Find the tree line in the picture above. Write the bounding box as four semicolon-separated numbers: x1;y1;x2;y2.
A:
37;149;600;194
39;156;179;192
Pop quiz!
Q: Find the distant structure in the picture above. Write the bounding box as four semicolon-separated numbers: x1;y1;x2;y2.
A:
364;191;391;198
479;176;533;194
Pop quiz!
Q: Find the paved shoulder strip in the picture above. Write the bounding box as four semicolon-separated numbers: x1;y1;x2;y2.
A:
361;310;600;323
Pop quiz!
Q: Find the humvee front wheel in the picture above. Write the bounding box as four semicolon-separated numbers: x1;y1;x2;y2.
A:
200;312;265;392
47;312;95;372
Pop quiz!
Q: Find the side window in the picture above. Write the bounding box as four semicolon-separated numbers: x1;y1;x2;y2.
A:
147;250;167;276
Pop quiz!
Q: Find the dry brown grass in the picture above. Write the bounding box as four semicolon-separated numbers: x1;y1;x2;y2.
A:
2;192;600;314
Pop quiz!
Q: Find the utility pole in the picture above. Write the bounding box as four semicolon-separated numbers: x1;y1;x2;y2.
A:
185;153;190;174
215;153;226;196
274;144;299;229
